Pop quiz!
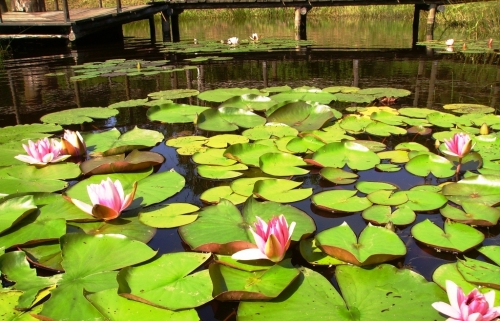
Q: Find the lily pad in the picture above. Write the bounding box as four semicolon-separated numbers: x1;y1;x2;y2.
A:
0;123;62;145
307;141;380;170
198;88;267;102
312;190;372;213
253;179;312;203
405;153;455;178
205;134;249;148
457;257;500;289
362;205;416;225
242;124;298;141
219;94;277;111
197;163;248;179
197;107;266;132
443;103;494;114
117;252;212;310
80;150;164;175
267;101;335;131
192;148;236;166
299;238;347;266
210;259;299;300
40;107;118;125
411;219;484;253
148;89;199;100
366;190;408;206
224;143;279;167
229;177;274;197
319;167;358;185
146;103;209;123
108;98;148;109
259;153;309;176
441;174;500;206
402;190;447;211
440;202;500;226
200;186;248;205
355;181;397;194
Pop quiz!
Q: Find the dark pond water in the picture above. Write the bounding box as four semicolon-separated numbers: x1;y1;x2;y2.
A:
0;16;499;320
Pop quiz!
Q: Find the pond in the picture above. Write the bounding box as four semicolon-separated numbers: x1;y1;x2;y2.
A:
0;15;499;321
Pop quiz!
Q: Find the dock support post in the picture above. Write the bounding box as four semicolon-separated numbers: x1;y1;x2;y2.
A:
161;10;171;42
62;0;70;22
116;0;121;13
294;7;309;40
426;4;437;41
412;4;421;48
171;10;181;42
149;16;156;43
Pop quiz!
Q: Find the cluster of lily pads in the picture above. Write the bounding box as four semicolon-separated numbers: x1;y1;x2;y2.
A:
417;37;499;55
0;79;499;320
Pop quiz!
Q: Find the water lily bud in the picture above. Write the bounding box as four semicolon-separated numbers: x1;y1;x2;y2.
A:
434;140;441;149
137;62;141;71
480;123;490;135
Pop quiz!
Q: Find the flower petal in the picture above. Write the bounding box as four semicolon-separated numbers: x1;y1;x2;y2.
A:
92;204;120;221
432;302;461;319
231;248;269;261
65;196;94;216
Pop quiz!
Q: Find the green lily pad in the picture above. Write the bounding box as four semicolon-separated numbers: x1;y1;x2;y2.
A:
402;190;447;211
0;196;37;234
286;135;325;153
411;219;484;253
0;123;62;145
21;242;62;271
148;89;199;100
299;238;347;266
205;134;249;148
319;167;358;185
270;88;336;104
267;101;335;131
395;142;429;152
229;177;274;197
108;98;148;109
224;143;279;167
213;253;274;272
197;163;248;179
377;150;409;163
335;93;374;103
242;124;298;141
440;202;500;226
316;222;406;266
69;215;156;243
356;87;411;98
365;122;407;136
370;111;407;126
339;115;373;134
87;288;199;320
238;264;447;321
192;148;236;166
405;153;455;178
307;141;380;170
40;107;118;125
432;263;500;306
0;290;43;320
355;181;398;194
427;112;458;128
198;88;267;102
200;186;248;205
362;205;416;226
457;257;500;289
210;259;299;300
366;190;408;206
479;246;500;266
79;150;164;175
178;198;315;254
322;86;359;93
0;234;156;320
443;103;494;114
117;252;212;310
312;190;372;213
197;107;266;132
399;107;437;118
442;174;500;206
84;127;164;156
219;94;277;111
253;179;312;203
259;153;309;176
375;164;401;172
146;103;209;123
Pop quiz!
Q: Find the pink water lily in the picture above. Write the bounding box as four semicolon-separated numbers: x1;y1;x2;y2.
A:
443;133;473;158
15;137;70;165
65;178;137;220
232;215;296;263
432;280;500;321
61;130;86;158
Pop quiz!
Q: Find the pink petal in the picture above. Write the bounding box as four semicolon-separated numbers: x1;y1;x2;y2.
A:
120;181;137;212
67;197;94;216
250;228;267;253
232;248;269;261
483;291;495;308
466;312;482;321
446;280;463;312
14;155;43;165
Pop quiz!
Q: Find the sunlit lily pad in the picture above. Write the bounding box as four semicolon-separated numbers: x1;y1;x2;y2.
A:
270;88;336;104
402;190;447;211
427;112;458;128
238;265;447;321
198;88;267;102
84;127;164;156
197;163;248;179
440;202;500;226
192;148;236;166
365;122;407;136
443;103;494;114
0;196;37;234
219;94;277;111
367;190;408;206
356;87;411;98
87;288;199;320
259;153;309;176
146;103;209;123
200;186;248;205
299;238;347;266
108;98;148;109
179;198;315;254
40;107;118;125
320;167;358;185
399;107;437;118
376;164;401;172
339;115;373;134
0;123;62;145
405;153;455;178
267;101;335;131
307;141;380;170
355;181;397;194
253;179;312;203
197;107;266;132
206;134;249;148
362;205;416;225
242;123;298;140
315;222;406;266
411;219;484;253
229;177;273;197
0;290;43;320
442;174;500;206
286;135;325;153
148;89;199;100
224;143;279;167
210;259;299;300
312;190;372;213
21;242;62;271
377;150;409;163
457;257;500;289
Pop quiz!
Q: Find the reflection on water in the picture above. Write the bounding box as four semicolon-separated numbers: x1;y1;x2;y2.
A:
0;16;499;321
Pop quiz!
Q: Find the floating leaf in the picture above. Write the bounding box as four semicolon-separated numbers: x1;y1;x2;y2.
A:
230;177;274;197
148;89;199;100
242;124;298;141
316;222;406;265
259;153;309;176
197;107;266;132
253;179;312;203
308;141;380;170
200;186;248;205
299;238;347;266
80;150;164;175
312;190;372;212
440;202;500;226
355;181;398;194
267;101;335;131
443;103;494;114
403;190;447;211
366;190;408;206
40;107;118;125
146;103;209;123
192;148;236;166
319;167;358;185
356;87;411;98
0;123;62;145
411;219;484;253
442;174;500;206
405;153;455;178
224;143;279;167
362;205;416;226
219;94;277;111
198;88;266;102
457;257;500;289
205;134;249;148
108;98;148;109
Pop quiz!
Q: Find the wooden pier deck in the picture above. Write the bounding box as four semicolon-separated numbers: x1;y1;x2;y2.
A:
0;4;168;41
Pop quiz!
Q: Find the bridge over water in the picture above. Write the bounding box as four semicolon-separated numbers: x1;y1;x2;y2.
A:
0;0;489;44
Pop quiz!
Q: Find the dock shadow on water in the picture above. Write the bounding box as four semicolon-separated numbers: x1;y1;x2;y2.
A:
0;15;499;321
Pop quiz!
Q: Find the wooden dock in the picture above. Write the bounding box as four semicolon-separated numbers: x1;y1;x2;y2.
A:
0;3;168;41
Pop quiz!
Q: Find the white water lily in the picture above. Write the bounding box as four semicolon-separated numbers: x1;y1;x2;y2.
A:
227;37;239;45
250;33;259;41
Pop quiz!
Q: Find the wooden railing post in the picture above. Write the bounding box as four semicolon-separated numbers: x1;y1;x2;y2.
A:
98;0;102;8
0;8;3;24
116;0;122;13
54;0;59;11
62;0;70;22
